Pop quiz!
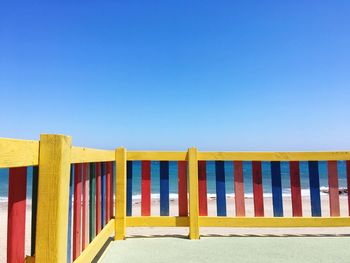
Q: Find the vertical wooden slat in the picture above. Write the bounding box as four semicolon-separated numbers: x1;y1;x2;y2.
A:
7;167;27;263
106;162;112;221
289;161;302;217
101;163;106;227
89;163;96;241
347;161;350;216
271;161;283;217
67;165;73;263
115;147;127;240
108;162;114;219
31;166;39;256
73;163;82;260
252;161;264;217
126;161;133;216
188;147;199;239
215;161;227;216
160;161;169;216
234;161;245;216
198;161;208;216
35;134;72;263
178;161;188;216
141;161;151;216
96;163;101;233
328;161;340;217
81;163;89;250
308;161;321;217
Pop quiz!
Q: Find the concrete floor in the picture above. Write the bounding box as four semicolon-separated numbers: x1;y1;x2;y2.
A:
100;236;350;263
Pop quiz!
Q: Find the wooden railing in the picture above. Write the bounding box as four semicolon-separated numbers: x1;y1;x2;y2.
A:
1;134;350;263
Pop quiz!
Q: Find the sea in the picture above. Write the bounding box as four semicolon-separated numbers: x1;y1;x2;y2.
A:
0;161;348;201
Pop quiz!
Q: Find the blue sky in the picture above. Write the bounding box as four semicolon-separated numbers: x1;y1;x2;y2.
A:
1;1;349;150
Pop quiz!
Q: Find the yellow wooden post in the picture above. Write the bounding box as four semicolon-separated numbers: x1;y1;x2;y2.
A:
115;147;127;240
35;134;72;263
188;147;200;239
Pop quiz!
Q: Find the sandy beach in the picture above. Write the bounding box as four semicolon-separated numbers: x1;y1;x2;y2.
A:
1;196;350;262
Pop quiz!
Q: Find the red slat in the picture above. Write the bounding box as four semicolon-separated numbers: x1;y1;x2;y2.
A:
73;164;82;260
234;161;245;216
178;161;188;216
347;161;350;216
108;162;114;219
7;167;27;263
252;161;264;217
96;163;101;233
141;161;151;216
81;163;89;250
198;161;208;216
328;161;340;217
290;161;302;217
106;162;112;221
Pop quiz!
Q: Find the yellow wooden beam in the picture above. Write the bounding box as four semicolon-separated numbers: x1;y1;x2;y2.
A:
73;219;114;263
115;147;127;240
71;146;114;163
127;151;187;161
188;147;200;239
0;137;39;168
126;216;189;227
198;151;350;161
35;134;72;263
199;217;350;227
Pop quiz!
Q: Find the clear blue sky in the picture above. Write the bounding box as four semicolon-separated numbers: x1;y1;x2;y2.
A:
1;1;349;150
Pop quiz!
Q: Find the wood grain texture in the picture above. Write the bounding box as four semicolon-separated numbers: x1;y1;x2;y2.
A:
289;161;302;217
234;161;245;216
115;147;127;240
178;161;188;216
188;148;200;239
252;161;264;217
71;147;114;163
328;161;340;217
35;134;72;263
127;151;187;161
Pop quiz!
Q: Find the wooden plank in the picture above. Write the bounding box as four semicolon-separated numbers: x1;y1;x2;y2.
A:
178;161;188;216
160;161;169;216
252;161;264;217
115;147;127;240
89;163;96;241
35;134;72;263
188;147;200;239
0;138;39;168
74;219;114;263
289;161;302;217
308;161;321;217
127;151;187;161
215;161;227;216
81;163;89;250
106;162;112;221
67;165;73;263
71;147;114;163
73;164;82;260
126;161;133;216
31;166;39;256
347;161;350;216
7;167;27;263
328;161;340;217
96;163;101;234
109;162;114;219
101;163;106;227
198;151;350;161
141;161;151;216
234;161;245;216
126;216;189;227
199;217;350;227
271;162;283;217
198;161;208;216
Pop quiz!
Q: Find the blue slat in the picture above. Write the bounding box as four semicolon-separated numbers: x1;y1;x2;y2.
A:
271;161;283;217
127;161;132;216
215;161;227;216
160;161;169;216
67;165;73;263
308;161;321;217
101;162;106;227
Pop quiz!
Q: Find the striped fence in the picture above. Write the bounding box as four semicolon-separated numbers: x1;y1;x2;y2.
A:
1;135;350;263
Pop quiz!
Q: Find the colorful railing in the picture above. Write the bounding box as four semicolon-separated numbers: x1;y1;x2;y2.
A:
1;135;350;263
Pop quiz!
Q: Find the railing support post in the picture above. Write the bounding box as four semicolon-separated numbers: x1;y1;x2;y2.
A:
35;134;72;263
115;147;127;240
188;147;200;239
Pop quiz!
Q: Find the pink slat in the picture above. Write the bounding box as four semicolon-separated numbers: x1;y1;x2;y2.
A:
73;163;82;260
96;163;101;234
234;161;245;216
7;167;27;263
82;163;89;250
328;161;340;217
252;161;264;217
290;161;302;217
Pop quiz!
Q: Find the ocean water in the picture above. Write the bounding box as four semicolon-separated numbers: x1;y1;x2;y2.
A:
0;161;347;200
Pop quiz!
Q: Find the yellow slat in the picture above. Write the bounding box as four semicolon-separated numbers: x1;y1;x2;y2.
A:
199;217;350;227
0;138;39;168
71;147;115;163
115;147;127;240
127;151;187;161
198;151;350;161
188;147;200;239
74;219;114;263
126;216;189;227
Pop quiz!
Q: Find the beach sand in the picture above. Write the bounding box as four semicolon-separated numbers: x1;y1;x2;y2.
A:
1;196;350;262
